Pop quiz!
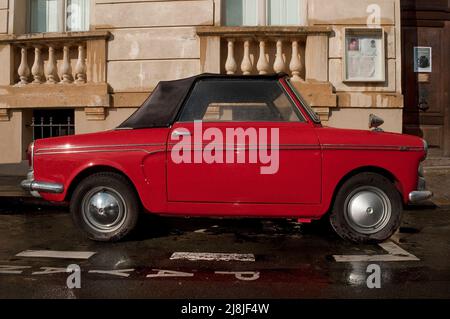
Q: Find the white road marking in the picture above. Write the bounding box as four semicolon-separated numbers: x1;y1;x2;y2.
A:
0;265;31;274
170;252;255;262
32;267;67;275
16;250;96;260
89;269;135;278
147;269;194;278
215;271;260;281
333;241;420;262
194;229;207;233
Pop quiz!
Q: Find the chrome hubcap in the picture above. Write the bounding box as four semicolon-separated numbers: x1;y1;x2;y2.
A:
344;186;392;234
82;187;127;233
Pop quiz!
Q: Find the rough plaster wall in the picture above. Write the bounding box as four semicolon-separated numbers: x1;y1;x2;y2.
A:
327;108;403;133
0;110;23;164
75;107;136;134
94;0;216;93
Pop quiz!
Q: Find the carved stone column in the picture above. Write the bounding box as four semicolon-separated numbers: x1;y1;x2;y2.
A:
289;40;303;81
60;45;73;84
273;40;286;73
256;40;270;75
74;45;87;84
240;40;253;75
225;39;237;75
17;47;30;85
45;46;58;84
31;46;44;84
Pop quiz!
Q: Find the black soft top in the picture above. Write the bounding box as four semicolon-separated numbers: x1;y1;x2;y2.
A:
117;73;286;129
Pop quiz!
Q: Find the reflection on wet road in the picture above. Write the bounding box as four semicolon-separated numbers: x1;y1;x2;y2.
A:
0;199;449;298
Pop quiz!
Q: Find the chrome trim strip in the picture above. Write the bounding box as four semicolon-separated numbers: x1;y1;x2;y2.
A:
322;144;423;151
35;149;166;156
409;191;433;203
167;146;320;151
167;143;318;147
36;143;166;153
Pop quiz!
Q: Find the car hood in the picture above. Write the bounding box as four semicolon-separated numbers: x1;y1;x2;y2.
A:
33;128;169;151
317;127;424;150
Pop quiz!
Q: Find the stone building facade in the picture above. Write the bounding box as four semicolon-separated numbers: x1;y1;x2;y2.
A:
0;0;404;164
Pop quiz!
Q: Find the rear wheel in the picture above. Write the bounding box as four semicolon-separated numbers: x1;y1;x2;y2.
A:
70;172;139;242
330;172;402;243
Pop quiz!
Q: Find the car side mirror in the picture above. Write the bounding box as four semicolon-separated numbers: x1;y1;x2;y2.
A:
369;114;384;132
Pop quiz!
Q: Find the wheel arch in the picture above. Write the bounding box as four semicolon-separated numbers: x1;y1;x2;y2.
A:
326;166;404;216
65;165;141;203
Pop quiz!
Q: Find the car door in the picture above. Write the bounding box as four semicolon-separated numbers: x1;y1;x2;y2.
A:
167;78;321;204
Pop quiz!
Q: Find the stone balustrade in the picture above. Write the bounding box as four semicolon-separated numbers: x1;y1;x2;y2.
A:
225;38;305;80
0;32;111;121
197;26;333;82
16;43;86;86
0;31;110;86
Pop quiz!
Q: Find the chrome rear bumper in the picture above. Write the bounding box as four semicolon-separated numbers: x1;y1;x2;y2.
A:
20;171;64;197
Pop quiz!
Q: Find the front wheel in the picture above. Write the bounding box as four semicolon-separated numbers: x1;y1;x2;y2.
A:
70;172;140;242
330;172;402;243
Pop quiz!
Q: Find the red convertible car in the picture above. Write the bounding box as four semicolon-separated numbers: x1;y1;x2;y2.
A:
21;73;432;243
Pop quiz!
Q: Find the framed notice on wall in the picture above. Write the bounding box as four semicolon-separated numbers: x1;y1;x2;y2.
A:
414;47;432;73
343;28;386;82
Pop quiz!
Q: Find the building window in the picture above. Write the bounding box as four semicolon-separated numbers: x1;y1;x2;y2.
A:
30;109;75;141
224;0;305;26
28;0;90;33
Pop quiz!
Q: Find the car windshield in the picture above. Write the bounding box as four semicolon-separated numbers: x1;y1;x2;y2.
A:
285;79;321;124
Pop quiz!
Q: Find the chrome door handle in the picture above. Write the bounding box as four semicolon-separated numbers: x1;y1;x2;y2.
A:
171;130;191;138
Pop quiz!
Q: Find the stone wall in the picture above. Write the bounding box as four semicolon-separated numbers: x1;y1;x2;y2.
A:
308;0;403;132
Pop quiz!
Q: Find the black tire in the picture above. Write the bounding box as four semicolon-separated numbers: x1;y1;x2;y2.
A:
330;172;402;244
70;172;140;242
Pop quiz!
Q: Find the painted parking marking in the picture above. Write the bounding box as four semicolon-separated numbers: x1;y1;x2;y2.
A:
147;269;194;278
16;250;96;260
89;269;135;278
333;241;420;262
32;267;67;275
215;271;260;281
0;265;32;274
170;252;255;262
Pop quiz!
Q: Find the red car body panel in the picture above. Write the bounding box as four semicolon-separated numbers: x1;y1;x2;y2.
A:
31;78;426;220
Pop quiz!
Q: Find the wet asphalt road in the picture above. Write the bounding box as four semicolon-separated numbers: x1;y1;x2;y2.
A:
0;198;449;299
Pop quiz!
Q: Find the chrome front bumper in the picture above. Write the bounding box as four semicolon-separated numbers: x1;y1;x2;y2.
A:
408;176;433;203
20;171;64;198
409;190;433;203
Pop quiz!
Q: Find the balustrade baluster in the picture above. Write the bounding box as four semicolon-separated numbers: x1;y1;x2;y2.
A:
225;40;237;75
17;47;30;85
273;40;286;74
75;45;87;84
60;45;73;84
289;40;303;81
45;46;57;84
256;40;270;75
240;40;253;75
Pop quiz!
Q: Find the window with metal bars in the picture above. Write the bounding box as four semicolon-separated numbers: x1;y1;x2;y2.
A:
29;109;75;141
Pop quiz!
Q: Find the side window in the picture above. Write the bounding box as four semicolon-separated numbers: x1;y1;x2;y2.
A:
178;79;304;123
